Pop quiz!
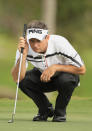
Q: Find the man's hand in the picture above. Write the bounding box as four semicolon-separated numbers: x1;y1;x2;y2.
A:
18;37;29;57
40;65;56;82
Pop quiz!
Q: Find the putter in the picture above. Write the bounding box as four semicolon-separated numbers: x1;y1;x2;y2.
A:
8;24;27;123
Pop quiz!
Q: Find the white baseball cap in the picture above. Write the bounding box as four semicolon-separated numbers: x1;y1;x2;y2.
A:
27;28;48;43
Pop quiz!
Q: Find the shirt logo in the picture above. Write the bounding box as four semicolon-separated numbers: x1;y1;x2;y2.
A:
29;29;42;34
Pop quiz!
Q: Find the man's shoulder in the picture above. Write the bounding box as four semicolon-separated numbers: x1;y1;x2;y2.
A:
50;35;67;41
49;35;69;48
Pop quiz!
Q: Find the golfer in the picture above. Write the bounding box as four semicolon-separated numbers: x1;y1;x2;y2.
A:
11;20;86;122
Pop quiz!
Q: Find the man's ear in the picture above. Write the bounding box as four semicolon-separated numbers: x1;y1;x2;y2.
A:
46;35;50;40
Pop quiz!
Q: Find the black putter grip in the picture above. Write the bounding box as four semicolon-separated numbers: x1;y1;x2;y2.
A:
21;24;27;53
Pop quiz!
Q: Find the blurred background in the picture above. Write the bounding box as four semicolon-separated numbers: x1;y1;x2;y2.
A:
0;0;92;99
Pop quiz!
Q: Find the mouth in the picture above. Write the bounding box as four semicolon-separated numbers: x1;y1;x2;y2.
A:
34;48;39;51
33;48;40;52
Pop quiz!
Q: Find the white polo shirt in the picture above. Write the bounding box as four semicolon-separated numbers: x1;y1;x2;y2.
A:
15;35;84;73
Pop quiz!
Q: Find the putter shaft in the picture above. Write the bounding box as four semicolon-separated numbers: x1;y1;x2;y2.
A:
8;24;27;123
8;52;23;123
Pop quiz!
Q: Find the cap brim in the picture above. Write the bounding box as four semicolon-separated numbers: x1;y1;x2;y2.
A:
27;34;45;41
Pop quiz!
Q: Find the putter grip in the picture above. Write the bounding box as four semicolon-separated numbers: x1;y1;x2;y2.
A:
21;24;27;53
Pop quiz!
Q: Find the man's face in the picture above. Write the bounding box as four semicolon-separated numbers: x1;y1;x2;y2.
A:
29;36;49;53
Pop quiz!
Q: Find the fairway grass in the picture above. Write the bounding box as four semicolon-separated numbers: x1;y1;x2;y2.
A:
0;98;92;131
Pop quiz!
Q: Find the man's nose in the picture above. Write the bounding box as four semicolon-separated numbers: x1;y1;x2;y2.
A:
34;43;38;48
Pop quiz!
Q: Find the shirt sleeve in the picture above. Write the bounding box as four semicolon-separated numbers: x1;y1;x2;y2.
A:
15;49;28;68
55;36;84;67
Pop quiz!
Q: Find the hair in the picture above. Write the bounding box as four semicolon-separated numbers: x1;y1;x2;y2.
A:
27;20;48;30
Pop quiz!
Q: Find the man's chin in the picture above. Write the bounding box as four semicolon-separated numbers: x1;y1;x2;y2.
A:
33;49;40;53
33;49;45;54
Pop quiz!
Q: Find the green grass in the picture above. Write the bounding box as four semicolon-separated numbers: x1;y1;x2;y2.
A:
0;98;92;131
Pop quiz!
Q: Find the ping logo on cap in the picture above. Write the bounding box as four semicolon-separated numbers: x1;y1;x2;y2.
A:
29;29;42;34
27;28;48;42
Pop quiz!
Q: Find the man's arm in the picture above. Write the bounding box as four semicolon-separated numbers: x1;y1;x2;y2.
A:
53;64;86;75
11;55;27;83
11;37;28;83
40;64;86;82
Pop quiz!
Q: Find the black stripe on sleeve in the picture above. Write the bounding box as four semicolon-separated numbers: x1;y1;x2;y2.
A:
27;52;82;67
46;52;82;67
27;55;42;59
